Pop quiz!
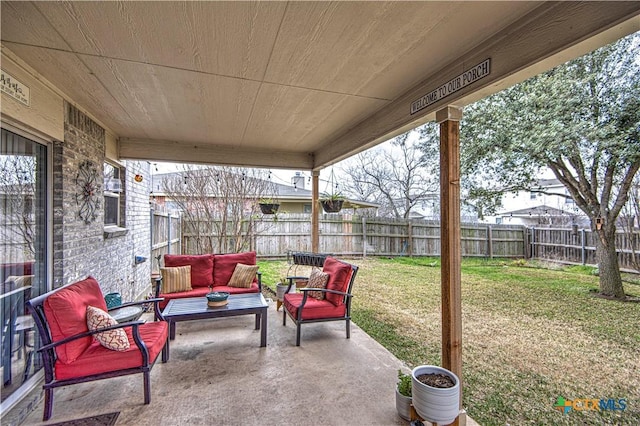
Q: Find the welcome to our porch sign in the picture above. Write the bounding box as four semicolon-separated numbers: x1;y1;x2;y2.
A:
1;69;30;106
410;58;490;115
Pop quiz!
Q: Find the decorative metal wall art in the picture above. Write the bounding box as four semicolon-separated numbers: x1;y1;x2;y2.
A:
76;160;100;224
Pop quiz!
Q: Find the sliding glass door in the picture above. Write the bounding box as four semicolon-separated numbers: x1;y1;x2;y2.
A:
1;128;48;405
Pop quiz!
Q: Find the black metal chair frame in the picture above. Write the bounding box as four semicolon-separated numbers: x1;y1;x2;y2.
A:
282;259;358;346
284;251;329;287
26;285;166;421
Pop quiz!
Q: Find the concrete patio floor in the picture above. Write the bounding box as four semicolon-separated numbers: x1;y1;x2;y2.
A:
19;298;477;426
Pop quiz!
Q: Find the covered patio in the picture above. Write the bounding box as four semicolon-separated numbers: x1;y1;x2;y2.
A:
18;302;481;425
2;1;640;424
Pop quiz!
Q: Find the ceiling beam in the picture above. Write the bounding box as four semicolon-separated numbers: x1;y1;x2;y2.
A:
313;1;640;170
119;138;314;169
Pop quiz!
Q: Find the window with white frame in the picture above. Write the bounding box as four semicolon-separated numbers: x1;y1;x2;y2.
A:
104;162;124;226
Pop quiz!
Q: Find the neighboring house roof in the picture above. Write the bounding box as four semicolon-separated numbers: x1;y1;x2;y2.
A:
151;171;378;210
499;205;574;217
534;178;563;188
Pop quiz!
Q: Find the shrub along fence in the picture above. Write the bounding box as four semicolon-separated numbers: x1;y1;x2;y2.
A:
150;212;640;271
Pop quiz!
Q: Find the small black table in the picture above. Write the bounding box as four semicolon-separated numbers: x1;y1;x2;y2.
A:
161;293;268;360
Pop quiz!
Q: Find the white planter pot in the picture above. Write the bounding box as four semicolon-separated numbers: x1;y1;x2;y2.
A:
411;365;460;425
395;388;412;421
276;283;294;301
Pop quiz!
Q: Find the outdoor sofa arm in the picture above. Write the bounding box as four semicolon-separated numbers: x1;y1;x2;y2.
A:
110;298;163;310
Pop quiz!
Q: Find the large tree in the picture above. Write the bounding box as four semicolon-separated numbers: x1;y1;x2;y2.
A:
341;126;439;219
0;155;36;258
460;33;640;299
159;165;272;253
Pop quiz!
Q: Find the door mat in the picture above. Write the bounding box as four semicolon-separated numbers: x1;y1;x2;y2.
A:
48;412;119;426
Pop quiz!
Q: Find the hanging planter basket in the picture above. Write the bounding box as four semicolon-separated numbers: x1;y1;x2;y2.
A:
259;203;280;214
320;199;343;213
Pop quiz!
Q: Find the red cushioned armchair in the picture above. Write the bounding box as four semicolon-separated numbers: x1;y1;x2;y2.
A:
282;257;358;346
26;277;168;421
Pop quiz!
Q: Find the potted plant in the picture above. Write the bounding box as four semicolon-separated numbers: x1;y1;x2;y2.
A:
275;277;294;310
411;365;460;425
396;370;412;421
319;192;345;213
258;198;280;214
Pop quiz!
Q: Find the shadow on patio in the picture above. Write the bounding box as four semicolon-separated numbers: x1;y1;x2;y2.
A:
20;298;451;426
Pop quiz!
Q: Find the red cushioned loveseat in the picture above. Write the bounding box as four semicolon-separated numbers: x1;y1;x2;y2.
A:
155;251;262;310
26;276;168;421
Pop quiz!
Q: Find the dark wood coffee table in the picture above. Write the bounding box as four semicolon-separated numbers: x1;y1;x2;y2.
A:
161;293;268;360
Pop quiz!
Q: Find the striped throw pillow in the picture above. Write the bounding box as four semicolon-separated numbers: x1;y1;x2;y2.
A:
307;268;329;300
160;265;192;293
228;264;259;288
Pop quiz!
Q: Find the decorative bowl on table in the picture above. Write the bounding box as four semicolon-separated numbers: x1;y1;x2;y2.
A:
206;291;230;307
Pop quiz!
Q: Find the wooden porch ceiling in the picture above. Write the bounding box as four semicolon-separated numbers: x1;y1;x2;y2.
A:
1;1;639;170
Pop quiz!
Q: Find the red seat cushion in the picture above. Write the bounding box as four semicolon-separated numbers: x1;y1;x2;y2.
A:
322;257;353;306
211;284;260;295
164;254;214;288
283;293;346;320
158;286;210;310
43;277;108;364
213;252;256;286
54;321;168;380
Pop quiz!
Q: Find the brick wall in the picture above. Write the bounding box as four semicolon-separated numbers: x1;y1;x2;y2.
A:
53;102;151;300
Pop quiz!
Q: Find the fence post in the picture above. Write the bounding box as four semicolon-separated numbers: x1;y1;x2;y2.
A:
150;207;154;252
531;227;536;259
487;225;493;259
408;221;413;258
167;212;172;254
362;216;367;258
178;214;182;254
581;228;586;265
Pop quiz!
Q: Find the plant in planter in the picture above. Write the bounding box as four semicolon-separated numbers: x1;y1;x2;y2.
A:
258;198;280;214
275;277;294;311
319;192;345;213
395;370;412;421
411;365;460;425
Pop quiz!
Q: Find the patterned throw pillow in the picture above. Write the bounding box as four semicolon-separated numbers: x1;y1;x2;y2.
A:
160;265;192;293
228;264;259;288
86;305;130;351
307;268;329;300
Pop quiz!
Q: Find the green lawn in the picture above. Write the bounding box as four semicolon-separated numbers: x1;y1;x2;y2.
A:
258;257;640;425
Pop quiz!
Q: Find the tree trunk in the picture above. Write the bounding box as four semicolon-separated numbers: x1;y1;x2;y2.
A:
595;224;626;299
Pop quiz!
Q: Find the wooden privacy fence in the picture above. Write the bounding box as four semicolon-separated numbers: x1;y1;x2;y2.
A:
176;213;527;259
150;209;181;270
530;227;640;271
150;212;640;271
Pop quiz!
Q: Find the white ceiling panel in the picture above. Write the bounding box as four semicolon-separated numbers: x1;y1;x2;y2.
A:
2;1;638;169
